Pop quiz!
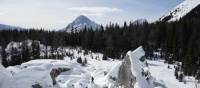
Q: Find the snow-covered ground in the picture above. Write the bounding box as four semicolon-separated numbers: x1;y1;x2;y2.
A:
0;47;199;88
1;47;122;88
148;60;199;88
56;55;121;88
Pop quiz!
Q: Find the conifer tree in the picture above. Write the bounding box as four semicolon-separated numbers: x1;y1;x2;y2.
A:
31;40;40;59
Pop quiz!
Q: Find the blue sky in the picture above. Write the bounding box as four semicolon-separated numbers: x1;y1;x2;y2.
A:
0;0;183;30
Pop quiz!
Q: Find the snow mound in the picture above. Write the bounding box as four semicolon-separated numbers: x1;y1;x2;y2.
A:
5;59;69;88
0;64;12;88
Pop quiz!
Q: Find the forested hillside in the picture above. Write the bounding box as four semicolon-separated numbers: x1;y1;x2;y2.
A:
0;17;200;80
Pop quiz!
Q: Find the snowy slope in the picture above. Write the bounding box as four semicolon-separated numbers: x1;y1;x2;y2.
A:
160;0;200;21
61;15;100;32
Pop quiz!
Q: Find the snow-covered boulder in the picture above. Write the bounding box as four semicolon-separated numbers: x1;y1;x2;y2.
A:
128;46;154;88
117;46;154;88
10;66;53;88
3;59;72;88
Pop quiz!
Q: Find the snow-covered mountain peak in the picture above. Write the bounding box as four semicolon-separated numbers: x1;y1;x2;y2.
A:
61;15;100;32
74;15;91;23
132;19;148;25
160;0;200;22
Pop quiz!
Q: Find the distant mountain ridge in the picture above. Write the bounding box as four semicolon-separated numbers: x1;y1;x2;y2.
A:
60;15;100;32
0;24;23;30
159;0;200;22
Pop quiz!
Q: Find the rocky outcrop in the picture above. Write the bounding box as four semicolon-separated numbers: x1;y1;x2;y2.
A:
32;83;42;88
117;55;136;88
50;67;70;85
116;46;154;88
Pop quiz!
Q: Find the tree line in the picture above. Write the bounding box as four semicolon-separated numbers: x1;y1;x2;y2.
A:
0;17;200;80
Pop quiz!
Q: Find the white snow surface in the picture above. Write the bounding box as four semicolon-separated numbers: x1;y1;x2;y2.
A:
0;47;199;88
148;60;199;88
56;48;122;88
160;0;200;21
1;47;122;88
4;60;55;88
0;64;12;88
